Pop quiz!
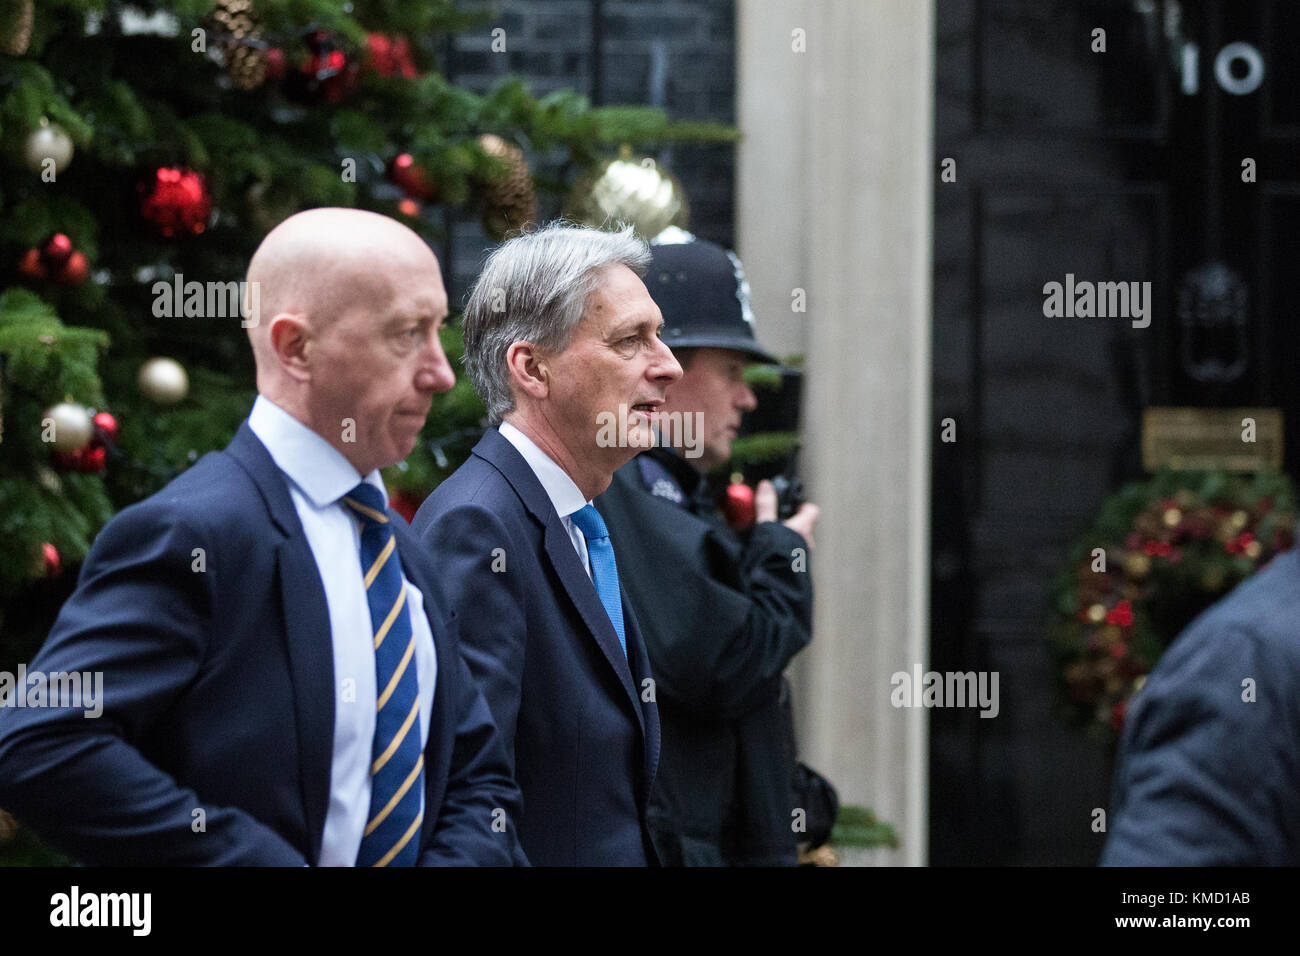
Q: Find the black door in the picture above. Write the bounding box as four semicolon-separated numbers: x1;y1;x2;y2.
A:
932;0;1299;865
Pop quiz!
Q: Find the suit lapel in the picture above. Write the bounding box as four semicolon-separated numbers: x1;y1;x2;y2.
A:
474;429;645;733
225;423;334;864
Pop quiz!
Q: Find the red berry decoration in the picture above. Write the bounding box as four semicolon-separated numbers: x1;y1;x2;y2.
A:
723;481;757;531
93;411;119;444
51;449;81;471
41;233;74;268
59;251;89;285
41;543;62;579
76;444;107;474
389;153;437;201
284;29;357;104
139;166;212;239
17;248;46;280
367;33;419;79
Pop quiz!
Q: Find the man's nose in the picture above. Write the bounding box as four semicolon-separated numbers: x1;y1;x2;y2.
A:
417;332;456;393
737;383;758;412
651;338;683;384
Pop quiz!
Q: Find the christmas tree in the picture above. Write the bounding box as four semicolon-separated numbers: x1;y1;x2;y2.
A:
0;0;732;862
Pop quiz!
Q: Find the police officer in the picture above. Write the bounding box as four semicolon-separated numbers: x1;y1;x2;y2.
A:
596;234;820;866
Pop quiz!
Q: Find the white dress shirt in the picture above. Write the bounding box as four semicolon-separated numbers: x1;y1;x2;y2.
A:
248;395;436;866
498;420;595;580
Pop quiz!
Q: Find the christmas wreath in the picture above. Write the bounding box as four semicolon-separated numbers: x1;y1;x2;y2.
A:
1049;469;1296;740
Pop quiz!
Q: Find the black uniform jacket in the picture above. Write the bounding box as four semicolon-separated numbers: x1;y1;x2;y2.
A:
596;448;813;865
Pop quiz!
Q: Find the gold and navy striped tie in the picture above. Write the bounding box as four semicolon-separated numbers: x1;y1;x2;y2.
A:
343;483;424;867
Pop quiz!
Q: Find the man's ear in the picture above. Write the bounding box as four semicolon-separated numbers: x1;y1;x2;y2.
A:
268;313;312;383
506;341;549;401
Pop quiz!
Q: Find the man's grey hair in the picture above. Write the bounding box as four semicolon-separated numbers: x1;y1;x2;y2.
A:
462;221;651;424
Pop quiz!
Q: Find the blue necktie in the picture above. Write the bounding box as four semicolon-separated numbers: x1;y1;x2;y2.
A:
342;483;424;867
570;504;627;657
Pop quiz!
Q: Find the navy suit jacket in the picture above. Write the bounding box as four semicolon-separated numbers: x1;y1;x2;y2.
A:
0;423;523;866
412;427;661;865
1102;547;1300;865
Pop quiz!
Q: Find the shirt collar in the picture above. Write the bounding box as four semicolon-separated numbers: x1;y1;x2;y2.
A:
248;395;386;508
497;420;590;519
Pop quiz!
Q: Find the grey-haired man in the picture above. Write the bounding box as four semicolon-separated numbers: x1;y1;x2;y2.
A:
412;223;682;865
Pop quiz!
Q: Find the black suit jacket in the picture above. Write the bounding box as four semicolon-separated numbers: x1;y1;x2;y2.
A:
413;427;660;865
0;422;523;865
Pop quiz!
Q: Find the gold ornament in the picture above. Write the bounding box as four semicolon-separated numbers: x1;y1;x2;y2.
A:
1245;540;1262;560
43;401;93;452
211;0;267;91
1123;552;1151;580
138;357;189;405
565;149;690;240
1162;507;1181;528
476;134;538;241
23;119;74;176
1086;603;1106;623
0;0;33;56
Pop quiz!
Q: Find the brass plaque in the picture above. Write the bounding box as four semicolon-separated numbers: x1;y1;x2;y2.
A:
1142;407;1283;472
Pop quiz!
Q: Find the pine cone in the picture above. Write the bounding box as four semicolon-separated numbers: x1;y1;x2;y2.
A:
211;0;267;90
477;134;537;241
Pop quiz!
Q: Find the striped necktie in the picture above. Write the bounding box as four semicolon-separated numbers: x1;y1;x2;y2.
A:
342;483;424;867
570;504;627;657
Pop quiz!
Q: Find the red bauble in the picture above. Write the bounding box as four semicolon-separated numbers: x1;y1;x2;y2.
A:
41;233;74;268
396;197;421;218
58;251;89;285
139;166;212;239
367;33;419;79
17;248;46;280
51;449;82;471
389;153;436;201
723;482;757;531
285;30;357;104
265;47;286;80
76;444;107;474
41;543;62;579
93;411;119;444
389;491;421;523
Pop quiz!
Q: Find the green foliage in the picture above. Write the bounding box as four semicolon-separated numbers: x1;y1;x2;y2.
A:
830;804;900;850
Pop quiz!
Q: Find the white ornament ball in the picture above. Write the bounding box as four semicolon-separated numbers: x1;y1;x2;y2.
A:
23;123;74;176
44;402;94;452
138;357;189;405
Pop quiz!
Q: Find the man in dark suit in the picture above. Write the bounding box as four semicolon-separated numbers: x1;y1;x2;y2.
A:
0;208;522;866
595;236;820;866
1101;541;1300;865
413;222;682;865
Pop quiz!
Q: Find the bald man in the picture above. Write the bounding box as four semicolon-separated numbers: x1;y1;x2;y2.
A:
0;209;524;866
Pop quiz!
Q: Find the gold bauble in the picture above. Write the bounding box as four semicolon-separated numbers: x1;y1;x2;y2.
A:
1162;507;1182;528
1123;552;1151;579
1086;603;1106;623
138;357;189;405
43;401;93;452
565;150;690;240
23;120;74;175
